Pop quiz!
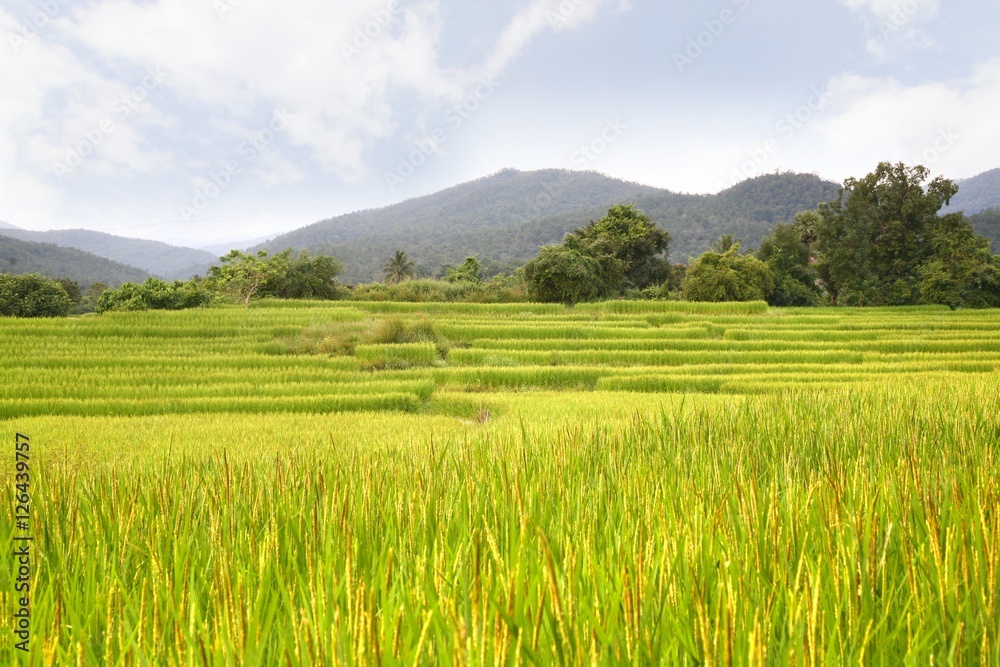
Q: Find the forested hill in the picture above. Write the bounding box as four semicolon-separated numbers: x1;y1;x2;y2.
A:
0;234;149;287
257;169;660;280
949;169;1000;215
0;228;216;281
258;169;841;282
968;209;1000;253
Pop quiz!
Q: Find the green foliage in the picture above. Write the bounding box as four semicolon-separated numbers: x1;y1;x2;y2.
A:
564;203;671;291
757;223;820;306
967;208;1000;253
55;278;83;305
276;315;451;367
0;228;215;280
382;250;415;285
806;162;1000;307
443;256;482;284
263;250;345;300
918;214;1000;309
349;276;528;303
0;272;72;317
255;170;839;283
210;249;288;308
0;233;149;287
682;244;776;302
522;245;606;306
523;204;671;305
96;277;213;313
947;168;1000;215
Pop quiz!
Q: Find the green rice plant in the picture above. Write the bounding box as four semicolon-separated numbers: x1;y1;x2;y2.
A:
355;342;440;370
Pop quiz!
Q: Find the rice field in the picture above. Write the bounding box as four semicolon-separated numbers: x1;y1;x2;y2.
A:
1;300;999;664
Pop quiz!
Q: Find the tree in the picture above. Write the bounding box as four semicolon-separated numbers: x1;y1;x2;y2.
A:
810;162;958;305
804;162;1000;307
96;278;212;313
563;204;671;291
382;250;415;285
55;278;83;305
522;245;605;306
682;244;775;302
265;251;344;300
918;213;1000;309
756;224;820;306
444;257;482;284
0;273;72;317
210;250;288;308
710;234;739;254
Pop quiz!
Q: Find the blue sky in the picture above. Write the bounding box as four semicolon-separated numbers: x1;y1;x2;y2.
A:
1;0;997;247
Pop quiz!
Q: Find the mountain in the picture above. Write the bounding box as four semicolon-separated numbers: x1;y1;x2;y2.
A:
257;168;841;282
967;209;1000;253
0;221;19;230
0;228;216;280
0;234;150;287
201;234;281;257
949;169;1000;215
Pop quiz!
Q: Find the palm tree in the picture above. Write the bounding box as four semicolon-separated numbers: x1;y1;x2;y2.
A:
710;234;739;254
382;250;415;284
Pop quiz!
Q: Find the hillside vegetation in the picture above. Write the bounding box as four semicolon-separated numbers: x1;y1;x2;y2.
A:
0;228;216;281
0;234;149;287
949;168;1000;214
968;207;1000;252
258;169;841;282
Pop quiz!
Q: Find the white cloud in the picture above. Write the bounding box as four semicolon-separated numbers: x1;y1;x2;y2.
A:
808;58;1000;181
840;0;940;55
479;0;615;82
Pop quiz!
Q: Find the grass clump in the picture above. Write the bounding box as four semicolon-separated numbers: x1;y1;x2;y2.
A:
272;316;453;368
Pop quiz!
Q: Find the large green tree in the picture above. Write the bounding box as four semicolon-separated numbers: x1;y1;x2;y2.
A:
811;163;955;305
264;251;344;300
523;204;671;304
563;204;671;292
0;273;72;318
806;162;1000;307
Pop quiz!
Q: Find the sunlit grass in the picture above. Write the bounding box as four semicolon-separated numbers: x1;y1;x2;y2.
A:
0;302;999;664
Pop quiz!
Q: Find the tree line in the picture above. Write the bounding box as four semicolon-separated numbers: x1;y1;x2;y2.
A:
2;162;998;317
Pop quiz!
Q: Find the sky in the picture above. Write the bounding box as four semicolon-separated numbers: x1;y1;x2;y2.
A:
1;0;998;248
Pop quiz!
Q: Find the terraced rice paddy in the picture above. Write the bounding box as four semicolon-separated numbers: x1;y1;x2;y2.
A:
1;300;999;664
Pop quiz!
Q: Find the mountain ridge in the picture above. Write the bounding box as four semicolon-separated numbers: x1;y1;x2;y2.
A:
0;228;216;281
0;234;150;287
257;168;842;282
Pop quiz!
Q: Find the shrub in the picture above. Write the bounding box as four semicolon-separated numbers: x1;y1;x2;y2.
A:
0;273;72;318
